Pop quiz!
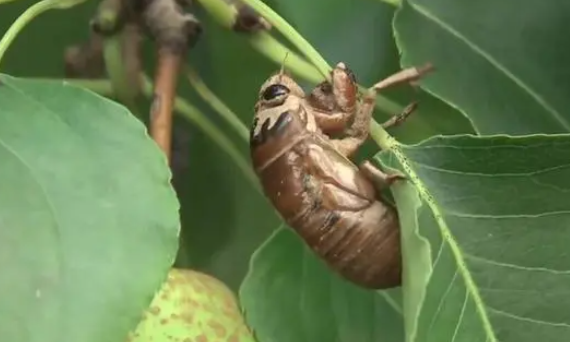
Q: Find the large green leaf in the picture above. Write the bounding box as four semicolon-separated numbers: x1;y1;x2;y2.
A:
0;75;179;342
0;0;278;290
240;132;570;342
377;134;570;342
240;227;404;342
394;0;570;135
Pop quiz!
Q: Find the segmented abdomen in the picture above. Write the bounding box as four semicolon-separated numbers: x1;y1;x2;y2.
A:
255;142;401;289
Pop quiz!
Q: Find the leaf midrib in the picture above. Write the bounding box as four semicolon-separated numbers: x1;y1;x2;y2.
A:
390;140;497;342
0;78;65;268
408;0;570;131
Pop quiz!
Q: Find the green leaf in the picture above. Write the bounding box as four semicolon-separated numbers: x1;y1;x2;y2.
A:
240;228;404;342
394;0;570;135
0;75;180;342
377;134;570;342
0;0;278;291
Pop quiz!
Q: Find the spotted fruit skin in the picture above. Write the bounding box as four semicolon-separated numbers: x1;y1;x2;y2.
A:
128;268;255;342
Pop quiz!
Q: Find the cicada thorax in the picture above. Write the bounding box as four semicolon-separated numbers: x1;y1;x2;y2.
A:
250;103;402;289
250;101;313;219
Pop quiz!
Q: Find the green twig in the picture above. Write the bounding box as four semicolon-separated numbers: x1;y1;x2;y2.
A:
0;0;86;67
184;66;250;142
102;34;138;113
237;0;331;80
369;120;398;151
197;0;408;120
228;0;396;150
173;96;260;193
194;0;323;84
194;0;235;28
92;0;139;114
139;75;260;192
377;0;402;7
248;32;322;84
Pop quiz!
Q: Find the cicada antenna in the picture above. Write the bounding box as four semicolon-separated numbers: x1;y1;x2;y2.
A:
278;52;290;79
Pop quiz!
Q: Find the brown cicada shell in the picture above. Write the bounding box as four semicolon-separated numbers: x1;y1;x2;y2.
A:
249;62;432;289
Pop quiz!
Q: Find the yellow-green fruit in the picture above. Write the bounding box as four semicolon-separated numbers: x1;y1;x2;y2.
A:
128;268;256;342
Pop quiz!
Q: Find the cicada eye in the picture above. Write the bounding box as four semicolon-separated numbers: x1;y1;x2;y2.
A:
320;82;333;93
262;84;290;101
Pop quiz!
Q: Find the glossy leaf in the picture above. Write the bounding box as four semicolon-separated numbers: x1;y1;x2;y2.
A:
394;0;570;135
240;228;404;342
0;0;278;291
377;134;570;342
0;75;180;342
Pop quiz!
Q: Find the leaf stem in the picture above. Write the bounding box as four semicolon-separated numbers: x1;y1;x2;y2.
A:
194;0;323;84
139;75;260;192
196;0;407;117
184;66;250;142
0;0;85;67
377;0;401;7
193;0;235;28
236;0;332;80
93;0;141;115
369;120;397;151
248;32;323;84
102;34;138;113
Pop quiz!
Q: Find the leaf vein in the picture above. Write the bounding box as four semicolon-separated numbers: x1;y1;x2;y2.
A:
451;289;469;342
488;306;570;328
0;83;65;277
426;271;458;335
409;0;570;130
481;288;570;295
390;141;497;341
300;246;310;342
2;77;82;137
465;253;570;274
432;238;445;270
447;210;570;220
378;291;403;315
406;140;570;151
411;159;570;177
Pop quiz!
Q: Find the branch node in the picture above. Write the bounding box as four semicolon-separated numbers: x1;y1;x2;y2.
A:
232;3;271;33
141;0;202;54
64;33;106;78
90;0;128;36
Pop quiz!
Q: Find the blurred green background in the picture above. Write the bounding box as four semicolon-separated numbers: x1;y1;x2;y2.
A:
0;0;472;290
